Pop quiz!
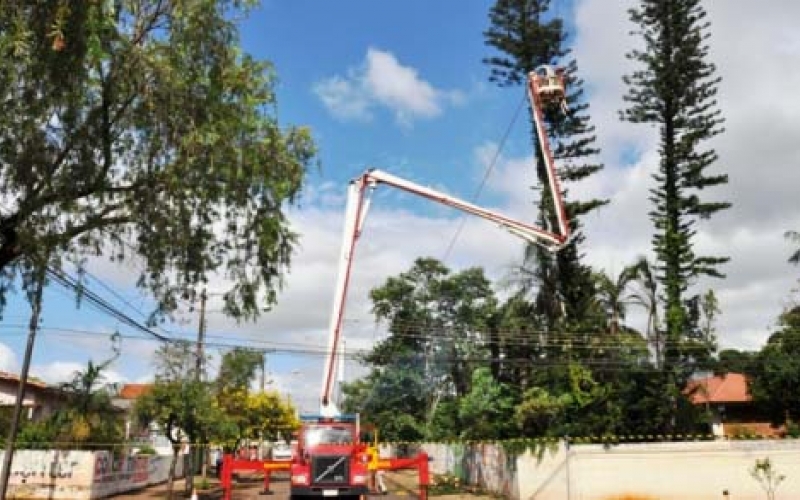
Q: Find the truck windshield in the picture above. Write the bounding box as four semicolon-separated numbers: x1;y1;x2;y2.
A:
305;425;353;445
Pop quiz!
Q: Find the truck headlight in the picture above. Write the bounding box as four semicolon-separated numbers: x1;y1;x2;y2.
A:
291;474;309;485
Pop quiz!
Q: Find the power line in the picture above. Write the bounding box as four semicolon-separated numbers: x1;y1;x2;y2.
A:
0;325;690;373
441;92;528;262
44;266;171;342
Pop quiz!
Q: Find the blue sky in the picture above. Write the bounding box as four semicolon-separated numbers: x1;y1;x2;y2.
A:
2;0;800;413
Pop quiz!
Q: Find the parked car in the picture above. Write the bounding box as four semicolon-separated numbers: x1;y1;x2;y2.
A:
271;441;292;461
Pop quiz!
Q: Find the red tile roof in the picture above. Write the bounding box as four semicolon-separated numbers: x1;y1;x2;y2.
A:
118;383;152;399
687;373;751;404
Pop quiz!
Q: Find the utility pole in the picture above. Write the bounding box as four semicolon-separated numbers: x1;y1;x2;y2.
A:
195;288;207;381
260;350;266;392
190;288;207;491
0;261;47;498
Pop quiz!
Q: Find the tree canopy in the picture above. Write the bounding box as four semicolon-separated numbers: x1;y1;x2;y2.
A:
0;0;316;319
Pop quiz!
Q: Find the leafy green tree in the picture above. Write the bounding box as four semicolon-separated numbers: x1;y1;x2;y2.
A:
750;306;800;424
216;347;263;394
135;341;225;497
16;367;123;449
622;0;730;403
341;356;428;443
713;349;757;375
458;368;516;441
15;338;124;449
214;347;270;446
516;364;611;437
484;0;607;333
367;258;496;399
0;0;316;320
243;391;299;444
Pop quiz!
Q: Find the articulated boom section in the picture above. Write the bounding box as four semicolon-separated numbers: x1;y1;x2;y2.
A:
320;65;572;419
527;65;571;240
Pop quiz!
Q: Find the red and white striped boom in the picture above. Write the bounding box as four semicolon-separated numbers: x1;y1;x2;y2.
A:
320;66;571;416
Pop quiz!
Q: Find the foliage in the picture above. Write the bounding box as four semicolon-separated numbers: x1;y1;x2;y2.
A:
341;355;428;443
713;349;758;375
134;341;229;447
750;307;800;424
0;0;316;321
16;342;125;449
210;348;298;448
592;264;641;335
458;368;516;441
136;444;157;455
622;0;729;433
622;0;729;387
216;348;264;391
750;458;785;500
362;257;497;427
484;0;607;336
240;391;299;444
428;473;464;495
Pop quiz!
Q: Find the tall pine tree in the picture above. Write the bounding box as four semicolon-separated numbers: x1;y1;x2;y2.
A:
622;0;730;428
483;0;607;332
484;0;606;328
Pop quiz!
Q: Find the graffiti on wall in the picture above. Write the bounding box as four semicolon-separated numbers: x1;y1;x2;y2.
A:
0;449;183;499
93;451;141;483
5;450;93;486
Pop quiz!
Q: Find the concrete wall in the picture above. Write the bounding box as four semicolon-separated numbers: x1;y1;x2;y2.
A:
423;439;800;500
0;449;184;499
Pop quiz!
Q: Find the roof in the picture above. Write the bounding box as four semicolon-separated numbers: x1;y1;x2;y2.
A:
686;373;751;404
0;370;48;389
118;383;152;400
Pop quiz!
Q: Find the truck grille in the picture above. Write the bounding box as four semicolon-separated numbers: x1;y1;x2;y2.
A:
311;455;350;485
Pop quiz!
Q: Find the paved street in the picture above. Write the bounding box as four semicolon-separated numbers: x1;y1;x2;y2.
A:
110;472;422;499
109;471;496;499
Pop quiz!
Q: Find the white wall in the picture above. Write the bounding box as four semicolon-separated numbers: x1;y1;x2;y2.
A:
0;449;184;499
423;439;800;500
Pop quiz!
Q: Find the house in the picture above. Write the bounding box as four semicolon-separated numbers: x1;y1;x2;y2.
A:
0;370;65;421
114;383;177;455
686;373;781;438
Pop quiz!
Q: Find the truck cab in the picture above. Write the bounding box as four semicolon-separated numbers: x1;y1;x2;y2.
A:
289;414;371;499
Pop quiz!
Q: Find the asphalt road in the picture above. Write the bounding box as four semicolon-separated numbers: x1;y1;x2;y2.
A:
110;473;424;499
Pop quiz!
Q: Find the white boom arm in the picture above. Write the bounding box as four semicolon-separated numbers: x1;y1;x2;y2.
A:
320;66;571;416
320;168;569;416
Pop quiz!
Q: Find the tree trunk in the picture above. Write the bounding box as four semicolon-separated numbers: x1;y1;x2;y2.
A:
167;447;179;500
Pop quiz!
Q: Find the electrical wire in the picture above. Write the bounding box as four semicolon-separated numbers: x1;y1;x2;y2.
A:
0;325;691;373
44;266;172;342
441;92;528;262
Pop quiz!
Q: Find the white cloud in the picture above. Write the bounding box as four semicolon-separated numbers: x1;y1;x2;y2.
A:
0;342;18;372
31;360;125;386
11;0;800;408
314;47;465;126
570;0;800;350
313;76;373;122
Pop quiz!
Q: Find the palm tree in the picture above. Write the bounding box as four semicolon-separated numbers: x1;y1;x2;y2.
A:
57;359;122;446
628;257;662;367
592;265;639;336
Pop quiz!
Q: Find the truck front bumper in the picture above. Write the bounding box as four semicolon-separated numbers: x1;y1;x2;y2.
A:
290;485;371;497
